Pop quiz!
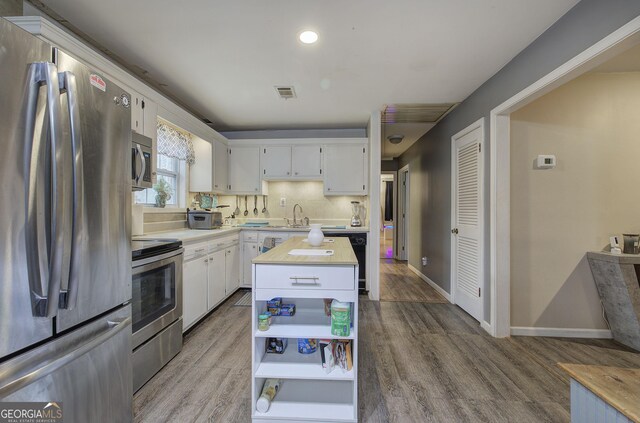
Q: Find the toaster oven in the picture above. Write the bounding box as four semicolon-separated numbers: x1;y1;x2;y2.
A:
187;210;223;229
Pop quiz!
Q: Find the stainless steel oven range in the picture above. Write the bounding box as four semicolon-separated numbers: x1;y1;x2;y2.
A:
131;239;184;392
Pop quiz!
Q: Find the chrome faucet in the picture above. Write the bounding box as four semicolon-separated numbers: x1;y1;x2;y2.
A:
293;203;303;226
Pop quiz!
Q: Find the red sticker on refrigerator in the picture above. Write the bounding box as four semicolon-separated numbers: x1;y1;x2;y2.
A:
90;73;106;91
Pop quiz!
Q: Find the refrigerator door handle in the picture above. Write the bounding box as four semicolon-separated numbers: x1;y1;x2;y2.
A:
24;62;64;318
0;316;131;397
57;71;84;310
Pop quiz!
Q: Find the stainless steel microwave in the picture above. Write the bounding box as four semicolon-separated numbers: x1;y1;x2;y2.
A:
132;132;152;191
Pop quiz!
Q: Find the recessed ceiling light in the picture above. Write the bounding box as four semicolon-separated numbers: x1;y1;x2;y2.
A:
299;30;318;44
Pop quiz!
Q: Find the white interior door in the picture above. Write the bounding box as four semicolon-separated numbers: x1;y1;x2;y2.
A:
451;119;484;322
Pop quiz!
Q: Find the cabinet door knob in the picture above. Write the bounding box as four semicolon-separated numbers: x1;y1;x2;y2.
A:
295;172;298;175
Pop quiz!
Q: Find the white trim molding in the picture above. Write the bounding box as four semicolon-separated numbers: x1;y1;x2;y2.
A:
408;264;452;303
368;111;382;301
511;327;613;339
489;15;640;338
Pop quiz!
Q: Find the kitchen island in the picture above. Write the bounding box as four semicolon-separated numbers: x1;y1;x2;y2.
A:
251;236;359;422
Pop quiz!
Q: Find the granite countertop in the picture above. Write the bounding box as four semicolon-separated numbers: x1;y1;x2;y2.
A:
558;363;640;422
253;236;358;265
134;225;369;244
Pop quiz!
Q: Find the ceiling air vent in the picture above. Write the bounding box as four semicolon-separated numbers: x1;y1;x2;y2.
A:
275;86;296;99
382;103;458;124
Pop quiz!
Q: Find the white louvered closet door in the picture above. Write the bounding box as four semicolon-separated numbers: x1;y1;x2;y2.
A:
452;122;484;322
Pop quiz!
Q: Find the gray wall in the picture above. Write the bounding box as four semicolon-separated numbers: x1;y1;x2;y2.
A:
381;159;398;172
397;0;640;323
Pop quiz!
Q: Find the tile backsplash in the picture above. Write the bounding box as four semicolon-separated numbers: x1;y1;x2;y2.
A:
189;181;368;224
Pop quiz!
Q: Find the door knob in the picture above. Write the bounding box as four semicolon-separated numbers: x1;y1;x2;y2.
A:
451;228;458;234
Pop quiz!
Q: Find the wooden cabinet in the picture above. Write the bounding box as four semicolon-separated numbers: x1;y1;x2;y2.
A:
261;145;322;180
190;137;229;194
229;146;263;194
207;249;226;310
292;145;322;178
225;244;240;295
131;92;157;183
261;146;291;178
323;144;368;195
182;251;208;331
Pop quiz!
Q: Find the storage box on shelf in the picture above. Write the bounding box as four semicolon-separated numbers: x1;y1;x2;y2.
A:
251;237;359;423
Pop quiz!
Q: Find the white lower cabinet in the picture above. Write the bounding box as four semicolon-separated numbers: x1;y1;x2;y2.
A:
207;249;226;310
241;231;259;288
182;235;240;332
182;253;208;331
225;244;240;295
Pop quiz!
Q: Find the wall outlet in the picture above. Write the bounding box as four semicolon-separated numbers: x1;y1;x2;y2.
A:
422;257;429;266
280;197;286;207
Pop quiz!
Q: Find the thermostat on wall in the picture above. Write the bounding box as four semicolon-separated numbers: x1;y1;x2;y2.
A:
536;155;556;169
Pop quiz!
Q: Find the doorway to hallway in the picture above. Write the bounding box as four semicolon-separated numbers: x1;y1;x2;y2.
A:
380;172;396;259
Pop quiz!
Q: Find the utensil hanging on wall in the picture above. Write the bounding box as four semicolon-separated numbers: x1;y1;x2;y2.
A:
253;195;258;216
244;196;249;216
234;197;241;216
262;195;267;214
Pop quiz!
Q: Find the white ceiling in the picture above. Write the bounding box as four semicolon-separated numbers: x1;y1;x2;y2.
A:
35;0;578;139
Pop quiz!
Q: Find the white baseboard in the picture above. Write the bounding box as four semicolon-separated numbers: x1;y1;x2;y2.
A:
481;320;493;336
407;264;452;302
510;326;613;339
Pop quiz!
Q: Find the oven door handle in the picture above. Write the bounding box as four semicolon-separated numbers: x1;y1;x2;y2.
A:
132;248;184;269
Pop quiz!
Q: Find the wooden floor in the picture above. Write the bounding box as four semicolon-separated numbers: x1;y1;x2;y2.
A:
380;259;448;303
134;261;640;423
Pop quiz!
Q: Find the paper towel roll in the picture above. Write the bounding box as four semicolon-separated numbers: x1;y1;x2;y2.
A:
132;204;144;236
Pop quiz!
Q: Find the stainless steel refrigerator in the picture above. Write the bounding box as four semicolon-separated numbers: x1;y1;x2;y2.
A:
0;18;133;422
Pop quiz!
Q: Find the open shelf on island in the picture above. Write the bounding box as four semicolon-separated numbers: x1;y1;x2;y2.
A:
253;379;355;422
256;341;354;381
255;303;355;340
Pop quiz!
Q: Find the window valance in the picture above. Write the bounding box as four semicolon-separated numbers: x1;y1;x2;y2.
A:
157;122;195;165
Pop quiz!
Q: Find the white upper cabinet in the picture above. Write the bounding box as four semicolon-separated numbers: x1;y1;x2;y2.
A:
228;146;263;194
190;137;228;194
213;140;228;192
261;146;292;179
190;137;212;192
131;92;158;182
323;144;368;195
292;145;322;178
260;144;322;180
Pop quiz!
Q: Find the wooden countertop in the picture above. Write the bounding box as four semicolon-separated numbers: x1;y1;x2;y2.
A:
558;363;640;422
252;236;358;265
